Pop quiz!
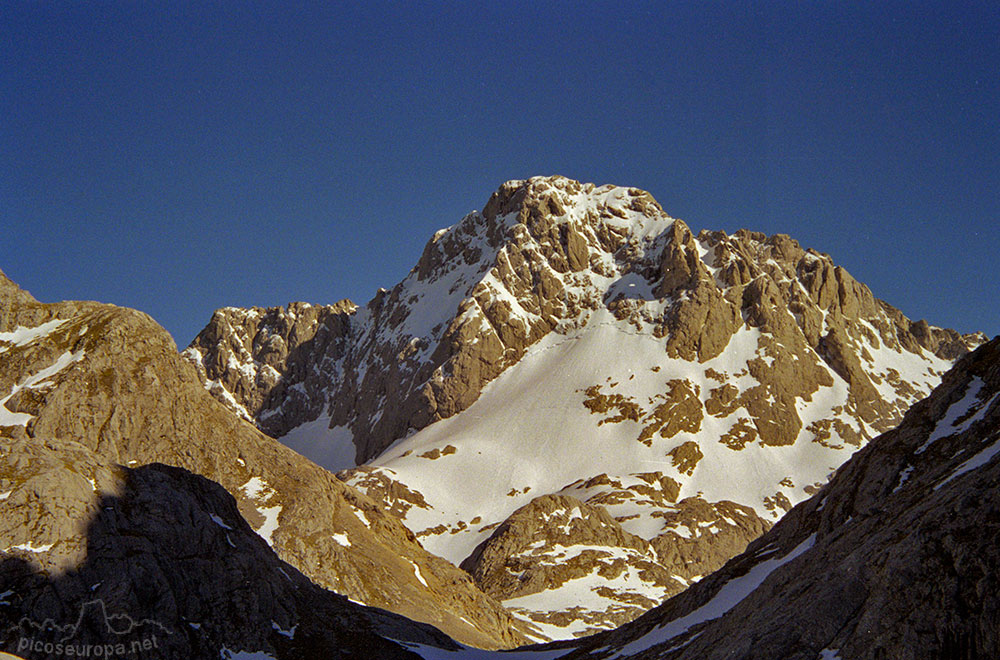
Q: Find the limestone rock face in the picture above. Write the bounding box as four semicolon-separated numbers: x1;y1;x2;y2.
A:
0;437;457;659
459;488;769;638
0;275;526;650
646;496;771;582
188;178;982;472
184;176;984;640
0;270;37;311
183;301;357;434
560;336;1000;660
462;495;656;600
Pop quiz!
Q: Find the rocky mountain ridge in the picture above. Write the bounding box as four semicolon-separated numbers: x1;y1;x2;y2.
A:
0;270;526;649
187;177;981;461
0;436;460;660
185;175;984;639
555;334;1000;659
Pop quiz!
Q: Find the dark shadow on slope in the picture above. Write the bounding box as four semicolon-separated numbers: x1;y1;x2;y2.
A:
0;460;457;660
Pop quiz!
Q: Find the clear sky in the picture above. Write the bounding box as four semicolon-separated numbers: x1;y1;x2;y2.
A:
3;1;997;345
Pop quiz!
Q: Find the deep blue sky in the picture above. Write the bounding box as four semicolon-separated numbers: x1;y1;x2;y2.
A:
3;2;997;345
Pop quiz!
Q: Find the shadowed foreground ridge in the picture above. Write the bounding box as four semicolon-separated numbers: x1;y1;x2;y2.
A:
0;267;527;649
0;437;452;659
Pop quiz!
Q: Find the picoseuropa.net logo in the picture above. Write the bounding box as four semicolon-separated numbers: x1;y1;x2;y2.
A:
3;599;172;659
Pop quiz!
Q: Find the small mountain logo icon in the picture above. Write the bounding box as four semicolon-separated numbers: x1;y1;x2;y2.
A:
3;599;172;658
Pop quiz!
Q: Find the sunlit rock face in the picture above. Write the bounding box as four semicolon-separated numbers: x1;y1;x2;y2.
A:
0;269;528;650
561;336;1000;659
185;176;983;639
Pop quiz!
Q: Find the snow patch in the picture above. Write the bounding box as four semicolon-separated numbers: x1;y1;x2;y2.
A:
892;465;915;493
366;314;812;563
255;505;281;546
410;560;429;587
240;477;268;500
0;350;86;427
503;559;673;640
935;436;1000;491
917;377;989;454
278;415;358;472
271;621;297;639
209;513;233;530
608;534;816;657
0;319;66;351
6;542;54;553
239;477;281;546
352;509;371;528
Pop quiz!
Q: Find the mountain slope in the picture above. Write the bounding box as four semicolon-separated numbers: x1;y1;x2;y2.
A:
0;270;526;649
0;436;460;660
185;176;984;638
360;335;1000;660
556;335;1000;660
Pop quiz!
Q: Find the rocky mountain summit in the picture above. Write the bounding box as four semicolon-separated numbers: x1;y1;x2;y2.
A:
186;175;984;639
0;270;526;650
556;335;1000;659
188;177;981;461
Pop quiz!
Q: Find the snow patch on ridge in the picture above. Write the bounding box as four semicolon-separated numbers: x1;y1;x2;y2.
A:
5;542;55;553
209;513;233;530
0;350;86;427
239;476;281;546
503;557;674;638
918;377;991;454
410;560;429;587
935;435;1000;491
346;306;908;567
607;534;816;658
0;319;67;351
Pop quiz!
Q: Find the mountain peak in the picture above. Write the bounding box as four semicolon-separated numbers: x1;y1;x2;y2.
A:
180;176;986;638
0;268;38;313
480;175;670;236
483;175;659;217
188;176;984;466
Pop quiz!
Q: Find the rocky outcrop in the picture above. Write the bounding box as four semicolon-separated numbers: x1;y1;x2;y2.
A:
463;495;657;601
459;488;770;639
0;436;458;660
461;495;677;638
183;301;357;434
0;270;526;650
558;336;1000;660
646;496;772;582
